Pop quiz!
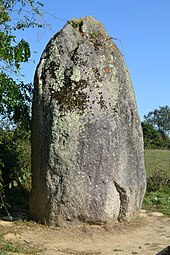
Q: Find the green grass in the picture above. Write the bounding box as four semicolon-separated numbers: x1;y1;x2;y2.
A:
143;191;170;216
0;236;39;255
0;239;20;254
0;222;41;255
144;149;170;177
143;149;170;216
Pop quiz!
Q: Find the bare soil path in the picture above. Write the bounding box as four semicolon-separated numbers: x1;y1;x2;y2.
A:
1;210;170;255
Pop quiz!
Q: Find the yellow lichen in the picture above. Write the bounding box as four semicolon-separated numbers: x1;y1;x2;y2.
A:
70;67;81;82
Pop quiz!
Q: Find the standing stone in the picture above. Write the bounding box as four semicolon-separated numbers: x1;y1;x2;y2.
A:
29;16;146;226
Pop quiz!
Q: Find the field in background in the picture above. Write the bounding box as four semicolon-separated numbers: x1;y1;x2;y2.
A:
144;149;170;177
143;149;170;216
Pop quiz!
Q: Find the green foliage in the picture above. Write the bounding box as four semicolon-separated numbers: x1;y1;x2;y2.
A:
146;169;170;193
0;127;31;216
0;0;48;214
144;105;170;136
0;0;45;127
142;122;170;149
144;149;170;177
0;186;30;217
0;127;31;190
0;240;20;253
0;0;40;72
0;32;31;70
143;191;170;216
145;151;170;194
143;149;170;216
0;231;40;254
0;72;33;129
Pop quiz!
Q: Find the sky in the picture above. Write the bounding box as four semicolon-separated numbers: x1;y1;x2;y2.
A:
17;0;170;120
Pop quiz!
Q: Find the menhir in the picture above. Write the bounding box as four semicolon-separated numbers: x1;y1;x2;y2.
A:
29;16;146;226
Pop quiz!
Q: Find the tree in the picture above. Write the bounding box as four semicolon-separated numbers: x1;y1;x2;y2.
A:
0;0;46;129
141;122;169;149
0;75;33;130
0;0;48;214
0;127;31;189
143;106;170;136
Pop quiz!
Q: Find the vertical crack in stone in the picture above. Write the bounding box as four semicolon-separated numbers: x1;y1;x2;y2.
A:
114;181;128;221
70;44;79;62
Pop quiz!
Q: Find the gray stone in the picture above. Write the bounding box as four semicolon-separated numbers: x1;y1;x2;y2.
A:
29;16;146;226
156;246;170;255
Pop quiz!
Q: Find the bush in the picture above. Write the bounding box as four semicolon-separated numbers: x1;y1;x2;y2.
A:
146;169;170;193
0;127;31;216
143;191;170;216
0;127;31;190
141;122;170;149
143;155;170;216
0;129;31;189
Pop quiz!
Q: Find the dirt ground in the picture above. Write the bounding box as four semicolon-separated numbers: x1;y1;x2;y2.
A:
1;210;170;255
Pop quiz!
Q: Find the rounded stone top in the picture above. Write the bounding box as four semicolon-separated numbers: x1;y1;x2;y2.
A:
67;16;110;40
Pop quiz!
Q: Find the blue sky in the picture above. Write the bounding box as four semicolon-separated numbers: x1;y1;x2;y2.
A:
18;0;170;119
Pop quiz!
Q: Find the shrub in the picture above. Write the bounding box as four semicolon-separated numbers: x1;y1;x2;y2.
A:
0;127;31;215
0;127;31;190
143;191;170;216
141;122;170;149
146;169;170;193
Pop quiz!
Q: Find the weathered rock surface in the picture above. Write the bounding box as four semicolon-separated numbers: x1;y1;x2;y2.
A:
29;16;146;226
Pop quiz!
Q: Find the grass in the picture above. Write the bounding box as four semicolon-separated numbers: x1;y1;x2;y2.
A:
0;229;40;255
144;149;170;177
143;191;170;216
0;239;20;254
0;241;39;254
143;149;170;216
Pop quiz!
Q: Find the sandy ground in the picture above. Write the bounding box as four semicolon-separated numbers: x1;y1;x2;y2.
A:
1;210;170;255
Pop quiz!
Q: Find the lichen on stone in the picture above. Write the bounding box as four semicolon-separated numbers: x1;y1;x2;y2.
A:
48;60;65;91
68;18;83;30
51;108;82;159
50;77;88;114
70;67;81;82
48;44;60;61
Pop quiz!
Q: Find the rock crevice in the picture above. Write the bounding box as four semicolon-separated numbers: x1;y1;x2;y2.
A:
113;181;129;221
